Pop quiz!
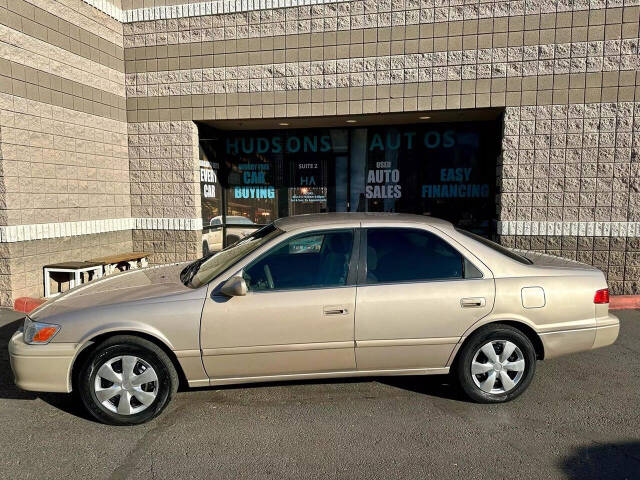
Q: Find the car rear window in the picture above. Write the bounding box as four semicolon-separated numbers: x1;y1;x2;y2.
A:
455;228;533;265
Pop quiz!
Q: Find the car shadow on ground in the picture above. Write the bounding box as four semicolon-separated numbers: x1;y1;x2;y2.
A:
197;373;463;403
560;441;640;479
378;374;464;401
38;391;95;421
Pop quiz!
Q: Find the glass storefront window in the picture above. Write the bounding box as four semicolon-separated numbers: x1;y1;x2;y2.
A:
350;124;497;234
201;128;350;223
199;119;500;249
222;148;277;225
199;145;221;227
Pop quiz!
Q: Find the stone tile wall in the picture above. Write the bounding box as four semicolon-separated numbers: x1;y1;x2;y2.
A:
0;93;130;226
1;0;639;303
0;0;130;304
0;230;132;304
128;120;201;264
120;1;638;122
120;1;639;293
499;101;640;294
499;102;639;225
131;228;200;265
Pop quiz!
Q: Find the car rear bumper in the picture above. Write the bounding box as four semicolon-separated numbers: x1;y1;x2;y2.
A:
8;330;76;393
592;313;620;350
539;313;620;359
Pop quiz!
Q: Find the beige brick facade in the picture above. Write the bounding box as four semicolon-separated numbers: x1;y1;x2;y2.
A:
0;0;639;305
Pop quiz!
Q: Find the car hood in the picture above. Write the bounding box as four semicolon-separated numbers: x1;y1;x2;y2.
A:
31;263;195;322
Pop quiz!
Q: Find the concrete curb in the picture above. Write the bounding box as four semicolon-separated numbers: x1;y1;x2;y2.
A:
609;295;640;311
14;297;46;314
12;295;640;314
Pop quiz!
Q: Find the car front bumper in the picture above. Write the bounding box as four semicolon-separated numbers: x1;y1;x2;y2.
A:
8;330;76;393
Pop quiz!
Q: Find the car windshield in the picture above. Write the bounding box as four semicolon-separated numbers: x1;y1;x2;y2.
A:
455;228;533;265
182;224;283;288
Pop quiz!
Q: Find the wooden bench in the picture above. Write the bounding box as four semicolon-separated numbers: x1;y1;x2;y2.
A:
43;261;104;298
89;252;150;275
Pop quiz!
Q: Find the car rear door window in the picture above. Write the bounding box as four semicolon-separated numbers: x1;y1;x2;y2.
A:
243;230;354;291
365;228;464;284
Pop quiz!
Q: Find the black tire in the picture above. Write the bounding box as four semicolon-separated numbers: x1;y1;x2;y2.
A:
75;335;179;425
454;324;536;403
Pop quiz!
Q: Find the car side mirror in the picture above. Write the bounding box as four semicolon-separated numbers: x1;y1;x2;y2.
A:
220;276;247;297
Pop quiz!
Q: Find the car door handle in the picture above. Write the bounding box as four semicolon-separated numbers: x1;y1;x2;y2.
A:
324;306;348;315
460;297;486;308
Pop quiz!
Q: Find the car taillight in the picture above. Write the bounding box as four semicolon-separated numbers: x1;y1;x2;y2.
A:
594;288;609;304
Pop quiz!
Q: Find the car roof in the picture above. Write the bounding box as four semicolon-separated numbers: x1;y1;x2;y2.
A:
273;212;453;231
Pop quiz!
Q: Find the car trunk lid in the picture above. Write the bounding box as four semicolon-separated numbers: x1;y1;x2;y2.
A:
515;250;600;271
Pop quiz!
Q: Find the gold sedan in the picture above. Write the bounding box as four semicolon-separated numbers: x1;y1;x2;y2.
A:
9;213;619;425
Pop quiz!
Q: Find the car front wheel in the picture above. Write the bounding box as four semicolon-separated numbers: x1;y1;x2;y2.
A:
454;324;536;403
76;335;179;425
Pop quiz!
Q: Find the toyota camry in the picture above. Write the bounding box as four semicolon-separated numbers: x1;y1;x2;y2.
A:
9;213;619;425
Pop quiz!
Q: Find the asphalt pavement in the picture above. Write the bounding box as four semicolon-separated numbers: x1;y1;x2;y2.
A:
0;308;638;480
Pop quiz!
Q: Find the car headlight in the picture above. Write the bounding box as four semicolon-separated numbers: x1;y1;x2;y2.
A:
23;316;60;345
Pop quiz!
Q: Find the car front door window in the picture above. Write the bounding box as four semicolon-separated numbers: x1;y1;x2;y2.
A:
243;230;354;291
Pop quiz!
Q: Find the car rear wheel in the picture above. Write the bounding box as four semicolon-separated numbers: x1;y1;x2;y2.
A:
76;335;178;425
454;324;536;403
